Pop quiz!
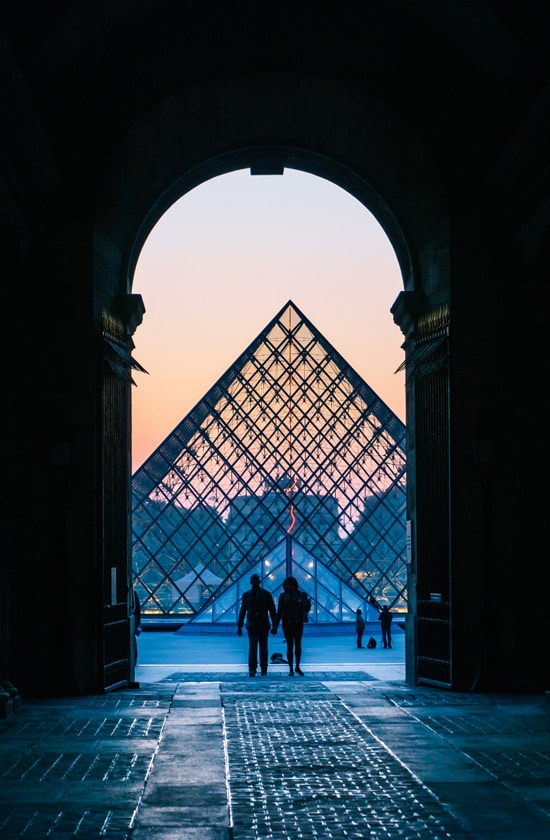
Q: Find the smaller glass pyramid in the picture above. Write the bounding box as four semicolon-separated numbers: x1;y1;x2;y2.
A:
132;301;407;622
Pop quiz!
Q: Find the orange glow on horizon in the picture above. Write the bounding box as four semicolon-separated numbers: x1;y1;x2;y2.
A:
131;169;405;471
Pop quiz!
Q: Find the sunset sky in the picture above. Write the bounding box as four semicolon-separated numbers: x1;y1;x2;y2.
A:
131;169;405;471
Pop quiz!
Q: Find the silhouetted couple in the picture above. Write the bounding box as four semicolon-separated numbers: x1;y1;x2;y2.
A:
237;574;311;677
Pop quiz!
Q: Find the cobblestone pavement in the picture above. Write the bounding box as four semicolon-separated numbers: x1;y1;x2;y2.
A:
222;687;469;839
1;676;549;839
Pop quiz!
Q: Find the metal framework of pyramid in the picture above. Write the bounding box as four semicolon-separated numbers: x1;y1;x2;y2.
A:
132;301;407;623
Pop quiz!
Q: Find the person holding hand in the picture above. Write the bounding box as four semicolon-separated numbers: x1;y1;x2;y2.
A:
272;576;311;677
237;573;277;677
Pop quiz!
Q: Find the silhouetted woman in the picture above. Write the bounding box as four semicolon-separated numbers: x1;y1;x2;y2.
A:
273;576;311;676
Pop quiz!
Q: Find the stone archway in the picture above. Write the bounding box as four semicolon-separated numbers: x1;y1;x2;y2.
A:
5;4;546;699
93;75;450;690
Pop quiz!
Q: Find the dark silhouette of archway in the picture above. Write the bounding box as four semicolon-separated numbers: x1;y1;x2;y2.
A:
2;3;548;704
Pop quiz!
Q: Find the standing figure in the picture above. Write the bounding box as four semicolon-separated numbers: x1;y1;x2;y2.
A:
355;608;365;648
237;573;277;677
378;605;393;649
273;576;311;676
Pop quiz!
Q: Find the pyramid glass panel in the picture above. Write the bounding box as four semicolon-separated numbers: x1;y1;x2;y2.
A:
132;301;407;622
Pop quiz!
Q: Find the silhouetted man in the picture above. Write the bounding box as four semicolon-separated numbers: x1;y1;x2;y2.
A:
237;574;277;676
355;608;365;648
378;605;393;649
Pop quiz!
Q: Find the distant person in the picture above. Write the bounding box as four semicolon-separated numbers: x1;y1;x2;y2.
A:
273;576;311;676
132;590;142;662
355;608;365;648
378;605;393;649
237;573;277;677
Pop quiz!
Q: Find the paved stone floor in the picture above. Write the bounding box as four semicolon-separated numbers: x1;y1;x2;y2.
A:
1;674;549;839
1;630;549;838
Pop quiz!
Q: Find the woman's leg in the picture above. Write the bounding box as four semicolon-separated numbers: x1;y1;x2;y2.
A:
283;623;294;672
294;624;304;669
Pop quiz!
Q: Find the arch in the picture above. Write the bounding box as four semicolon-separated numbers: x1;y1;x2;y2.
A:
94;74;450;304
4;2;547;700
92;71;450;691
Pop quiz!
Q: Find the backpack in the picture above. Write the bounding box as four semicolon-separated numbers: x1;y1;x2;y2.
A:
270;652;288;664
367;636;377;649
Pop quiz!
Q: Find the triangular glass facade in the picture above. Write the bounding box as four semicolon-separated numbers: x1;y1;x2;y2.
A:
132;301;407;622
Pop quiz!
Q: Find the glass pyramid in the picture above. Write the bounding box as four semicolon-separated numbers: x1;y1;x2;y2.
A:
132;301;407;623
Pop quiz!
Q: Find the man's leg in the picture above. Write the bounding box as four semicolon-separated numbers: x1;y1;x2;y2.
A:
258;626;269;674
247;626;259;675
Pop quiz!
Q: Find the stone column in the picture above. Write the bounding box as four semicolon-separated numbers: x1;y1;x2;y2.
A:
0;555;20;717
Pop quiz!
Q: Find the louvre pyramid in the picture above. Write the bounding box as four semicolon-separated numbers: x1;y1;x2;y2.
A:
132;301;407;623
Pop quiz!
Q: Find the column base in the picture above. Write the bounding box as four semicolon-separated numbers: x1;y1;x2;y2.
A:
0;689;14;719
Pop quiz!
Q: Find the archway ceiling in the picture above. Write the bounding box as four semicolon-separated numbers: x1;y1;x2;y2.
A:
4;2;547;296
101;78;443;289
11;2;543;131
